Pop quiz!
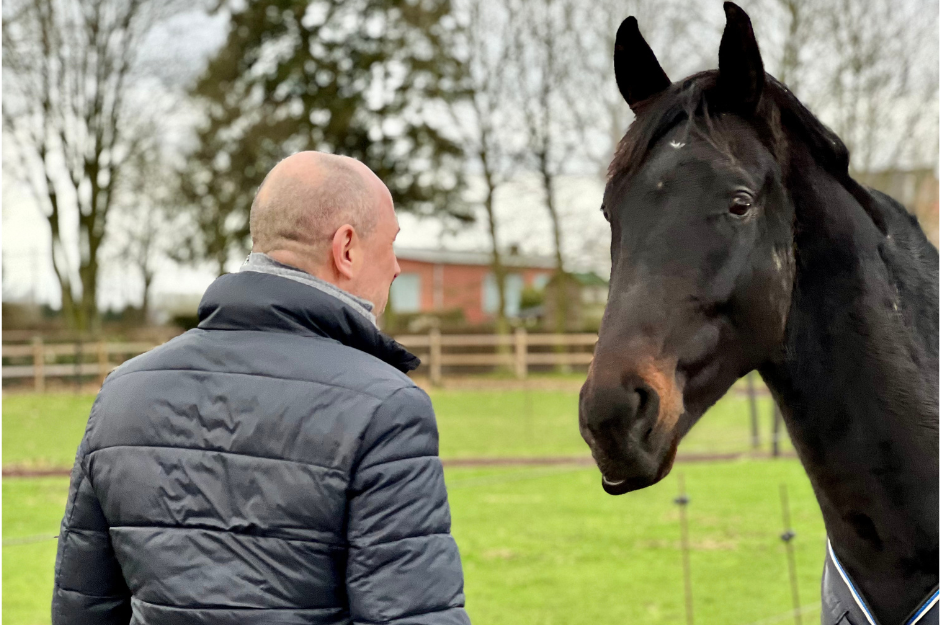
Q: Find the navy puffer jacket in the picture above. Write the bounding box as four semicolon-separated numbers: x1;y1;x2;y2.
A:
52;270;469;625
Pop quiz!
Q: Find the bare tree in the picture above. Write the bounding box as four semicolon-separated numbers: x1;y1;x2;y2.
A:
772;0;818;94
555;1;708;295
575;0;710;178
507;0;588;332
450;0;521;336
2;0;187;332
744;0;826;99
112;134;177;323
816;0;938;176
749;0;938;244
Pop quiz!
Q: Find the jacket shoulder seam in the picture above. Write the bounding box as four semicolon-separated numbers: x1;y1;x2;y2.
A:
353;604;466;625
86;444;349;476
106;366;415;401
356;454;439;473
349;531;450;550
53;586;129;601
129;594;342;612
107;524;345;548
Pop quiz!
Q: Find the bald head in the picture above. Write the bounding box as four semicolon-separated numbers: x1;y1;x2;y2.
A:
248;151;401;315
249;151;386;258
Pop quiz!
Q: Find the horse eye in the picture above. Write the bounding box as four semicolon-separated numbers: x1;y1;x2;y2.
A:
729;194;753;217
600;203;609;222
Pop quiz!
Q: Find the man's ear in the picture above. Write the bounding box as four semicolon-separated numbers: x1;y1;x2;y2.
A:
331;225;358;280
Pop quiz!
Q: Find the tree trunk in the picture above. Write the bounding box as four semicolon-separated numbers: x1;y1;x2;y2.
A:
142;271;153;324
482;171;510;338
78;256;100;334
538;155;571;373
50;239;78;329
539;159;568;333
778;0;803;93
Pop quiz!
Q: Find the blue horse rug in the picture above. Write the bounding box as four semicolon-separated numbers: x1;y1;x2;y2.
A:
822;540;938;625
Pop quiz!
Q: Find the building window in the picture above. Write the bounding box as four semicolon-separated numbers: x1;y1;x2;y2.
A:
483;273;524;316
532;273;551;290
390;273;421;313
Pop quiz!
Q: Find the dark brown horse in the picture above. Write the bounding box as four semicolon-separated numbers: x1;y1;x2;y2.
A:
579;4;938;623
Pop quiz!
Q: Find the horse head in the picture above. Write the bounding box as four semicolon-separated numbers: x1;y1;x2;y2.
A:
580;3;798;494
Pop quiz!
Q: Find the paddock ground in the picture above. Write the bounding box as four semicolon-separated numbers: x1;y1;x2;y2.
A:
3;386;822;625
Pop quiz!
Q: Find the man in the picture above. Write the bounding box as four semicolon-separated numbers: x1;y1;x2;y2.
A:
51;152;470;625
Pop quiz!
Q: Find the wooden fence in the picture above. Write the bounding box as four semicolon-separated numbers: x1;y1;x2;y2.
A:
394;328;596;384
2;330;598;390
1;331;775;408
2;338;162;391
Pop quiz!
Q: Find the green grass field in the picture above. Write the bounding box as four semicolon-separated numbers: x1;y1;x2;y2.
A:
449;462;824;625
3;385;818;625
433;385;791;459
2;383;789;466
3;478;65;625
2;394;94;468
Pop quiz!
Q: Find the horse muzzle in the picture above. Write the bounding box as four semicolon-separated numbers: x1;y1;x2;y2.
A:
579;363;684;494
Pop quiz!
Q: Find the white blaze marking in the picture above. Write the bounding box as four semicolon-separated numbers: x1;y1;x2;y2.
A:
669;141;686;149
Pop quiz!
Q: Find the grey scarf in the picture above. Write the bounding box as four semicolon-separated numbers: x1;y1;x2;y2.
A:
240;253;377;327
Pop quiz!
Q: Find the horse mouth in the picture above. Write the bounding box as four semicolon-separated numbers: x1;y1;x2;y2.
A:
601;474;650;495
595;435;680;495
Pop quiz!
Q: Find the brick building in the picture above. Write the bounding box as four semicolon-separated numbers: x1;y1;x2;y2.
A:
390;248;555;325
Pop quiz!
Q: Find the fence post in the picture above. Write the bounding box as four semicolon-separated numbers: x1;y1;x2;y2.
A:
772;402;783;457
675;474;694;625
514;328;528;380
779;484;803;625
429;328;442;386
747;373;760;450
74;339;83;393
97;340;109;386
32;336;45;393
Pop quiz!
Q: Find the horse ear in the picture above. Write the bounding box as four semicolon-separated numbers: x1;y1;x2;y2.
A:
615;17;671;111
717;2;764;114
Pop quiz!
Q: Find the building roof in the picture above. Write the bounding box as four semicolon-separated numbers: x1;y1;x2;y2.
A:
546;271;609;287
570;271;609;287
394;247;557;269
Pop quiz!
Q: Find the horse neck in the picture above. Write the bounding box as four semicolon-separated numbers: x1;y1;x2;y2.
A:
758;165;938;623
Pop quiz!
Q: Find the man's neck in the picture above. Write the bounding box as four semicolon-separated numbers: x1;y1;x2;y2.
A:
240;252;377;326
265;249;325;280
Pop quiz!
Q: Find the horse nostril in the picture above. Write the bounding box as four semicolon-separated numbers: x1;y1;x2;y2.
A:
628;382;660;441
581;378;661;445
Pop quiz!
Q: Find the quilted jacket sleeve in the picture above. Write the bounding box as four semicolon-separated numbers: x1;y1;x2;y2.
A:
51;440;131;624
346;386;470;625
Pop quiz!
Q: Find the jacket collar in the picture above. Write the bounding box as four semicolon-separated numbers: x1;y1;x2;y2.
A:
197;270;420;373
239;253;377;326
